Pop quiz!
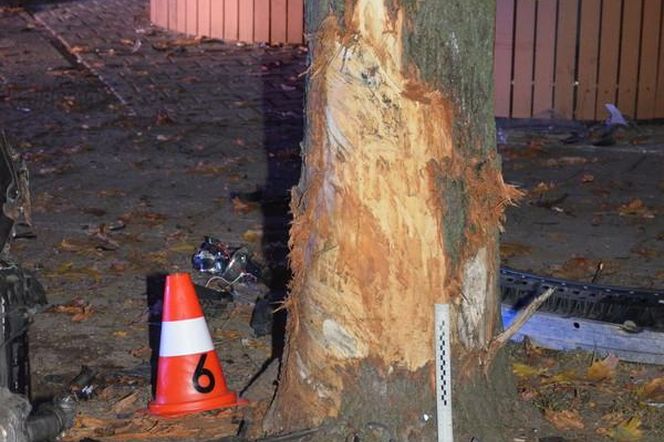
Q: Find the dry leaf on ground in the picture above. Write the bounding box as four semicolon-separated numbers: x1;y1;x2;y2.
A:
512;363;547;379
639;376;664;402
552;256;596;280
528;181;556;196
500;242;532;259
586;354;619;381
47;298;94;321
242;229;262;243
543;156;590;167
608;417;643;441
45;262;102;282
581;174;595;183
618;199;655;219
232;197;258;214
544;409;585;431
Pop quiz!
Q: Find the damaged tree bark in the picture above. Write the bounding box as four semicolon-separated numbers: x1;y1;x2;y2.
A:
264;1;522;440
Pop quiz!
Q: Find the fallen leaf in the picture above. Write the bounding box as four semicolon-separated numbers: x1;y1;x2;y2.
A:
544;369;579;385
552;256;596;280
529;181;556;196
232;197;258;214
168;243;193;254
119;210;167;226
47;298;94;321
608;417;643;441
500;242;532;259
638;376;664;402
543;156;590;167
512;363;546;379
544;409;585;431
242;229;262;243
586;354;619;381
112;391;140;414
601;412;625;426
581;173;595;183
113;330;128;338
45;262;102;282
70;45;90;54
618;199;655;219
109;261;130;273
130;345;150;359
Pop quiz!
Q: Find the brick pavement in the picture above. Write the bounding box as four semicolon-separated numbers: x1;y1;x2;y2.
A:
1;3;306;435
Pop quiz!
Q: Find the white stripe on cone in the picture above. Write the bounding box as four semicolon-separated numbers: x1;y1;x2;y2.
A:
159;317;215;357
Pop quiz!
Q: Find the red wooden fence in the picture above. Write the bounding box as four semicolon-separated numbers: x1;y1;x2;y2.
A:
495;0;664;120
150;0;304;44
151;0;664;121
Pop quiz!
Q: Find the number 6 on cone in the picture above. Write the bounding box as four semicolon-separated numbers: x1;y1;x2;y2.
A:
149;273;247;417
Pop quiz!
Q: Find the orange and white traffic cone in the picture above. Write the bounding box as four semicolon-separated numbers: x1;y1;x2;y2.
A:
148;272;246;417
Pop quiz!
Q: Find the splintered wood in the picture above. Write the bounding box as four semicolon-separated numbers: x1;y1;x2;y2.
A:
272;0;518;428
291;0;452;374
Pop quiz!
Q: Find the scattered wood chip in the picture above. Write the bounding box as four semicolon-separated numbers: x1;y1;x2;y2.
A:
112;391;140;414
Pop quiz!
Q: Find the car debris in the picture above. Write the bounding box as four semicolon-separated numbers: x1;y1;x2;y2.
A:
192;237;261;291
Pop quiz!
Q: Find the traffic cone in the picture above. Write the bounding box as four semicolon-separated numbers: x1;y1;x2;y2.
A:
148;272;246;417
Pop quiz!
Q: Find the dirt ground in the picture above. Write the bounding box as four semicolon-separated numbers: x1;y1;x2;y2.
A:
1;1;662;441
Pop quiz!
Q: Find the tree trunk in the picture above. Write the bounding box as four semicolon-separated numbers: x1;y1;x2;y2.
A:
264;0;521;440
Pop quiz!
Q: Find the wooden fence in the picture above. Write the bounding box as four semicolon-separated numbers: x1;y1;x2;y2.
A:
150;0;304;44
151;0;664;121
496;0;664;120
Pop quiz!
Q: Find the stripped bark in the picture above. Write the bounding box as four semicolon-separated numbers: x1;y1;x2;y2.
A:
264;1;522;440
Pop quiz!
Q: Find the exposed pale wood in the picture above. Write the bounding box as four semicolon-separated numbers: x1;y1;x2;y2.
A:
596;0;622;117
617;0;643;118
512;0;536;118
576;0;602;120
637;0;661;119
198;0;212;37
185;0;198;35
270;0;287;43
266;0;518;438
210;0;225;38
238;0;254;42
553;0;579;118
224;0;239;41
494;0;515;117
254;0;270;42
532;0;557;117
287;0;304;44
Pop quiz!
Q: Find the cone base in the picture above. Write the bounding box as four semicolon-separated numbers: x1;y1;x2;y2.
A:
148;391;248;417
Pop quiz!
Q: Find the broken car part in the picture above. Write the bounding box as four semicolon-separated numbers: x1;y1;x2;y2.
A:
501;267;663;364
0;367;95;442
192;237;260;290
